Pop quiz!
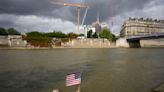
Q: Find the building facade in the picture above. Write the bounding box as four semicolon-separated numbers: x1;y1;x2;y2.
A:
120;18;164;37
92;22;109;34
0;36;8;46
0;35;27;47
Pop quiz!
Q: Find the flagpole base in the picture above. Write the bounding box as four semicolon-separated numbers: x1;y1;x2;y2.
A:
76;85;81;92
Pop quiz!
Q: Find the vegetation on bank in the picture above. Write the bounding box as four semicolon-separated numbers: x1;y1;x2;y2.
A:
26;32;52;47
0;27;117;47
100;28;118;42
25;31;80;47
0;27;21;35
87;27;118;41
0;28;79;47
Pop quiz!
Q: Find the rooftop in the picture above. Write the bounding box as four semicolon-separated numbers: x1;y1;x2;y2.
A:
128;17;164;23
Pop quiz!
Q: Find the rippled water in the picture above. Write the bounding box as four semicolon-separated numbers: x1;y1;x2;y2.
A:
0;48;164;92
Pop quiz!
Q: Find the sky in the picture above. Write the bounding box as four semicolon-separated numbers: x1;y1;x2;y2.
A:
0;0;164;35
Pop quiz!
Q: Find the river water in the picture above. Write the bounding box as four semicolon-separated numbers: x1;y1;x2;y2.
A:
0;48;164;92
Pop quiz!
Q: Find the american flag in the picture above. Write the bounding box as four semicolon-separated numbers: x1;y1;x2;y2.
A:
66;72;81;86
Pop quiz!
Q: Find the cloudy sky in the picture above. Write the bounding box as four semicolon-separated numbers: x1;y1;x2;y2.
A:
0;0;164;35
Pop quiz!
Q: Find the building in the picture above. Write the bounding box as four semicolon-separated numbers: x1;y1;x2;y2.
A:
120;18;164;37
92;15;102;34
91;14;109;34
101;22;109;29
83;14;110;38
0;35;27;47
0;36;8;46
8;35;27;47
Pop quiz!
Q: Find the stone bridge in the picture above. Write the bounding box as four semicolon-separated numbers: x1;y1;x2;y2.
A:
116;33;164;48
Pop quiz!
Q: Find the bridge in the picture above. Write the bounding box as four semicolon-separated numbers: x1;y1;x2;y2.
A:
126;33;164;48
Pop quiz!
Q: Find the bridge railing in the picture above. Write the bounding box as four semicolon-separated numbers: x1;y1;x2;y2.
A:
127;32;164;39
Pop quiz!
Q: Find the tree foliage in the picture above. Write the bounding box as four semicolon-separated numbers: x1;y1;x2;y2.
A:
99;28;113;40
25;31;70;47
8;28;21;35
67;32;78;39
99;28;117;42
111;34;118;42
79;34;84;36
0;27;7;35
26;31;68;38
87;30;93;38
93;32;98;38
26;31;44;37
26;31;51;47
53;31;67;38
0;27;21;35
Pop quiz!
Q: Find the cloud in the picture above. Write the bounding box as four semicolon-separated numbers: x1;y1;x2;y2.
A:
0;0;155;23
0;14;77;34
0;0;163;34
109;0;164;35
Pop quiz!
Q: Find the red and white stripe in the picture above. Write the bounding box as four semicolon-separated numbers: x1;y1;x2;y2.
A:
66;73;81;86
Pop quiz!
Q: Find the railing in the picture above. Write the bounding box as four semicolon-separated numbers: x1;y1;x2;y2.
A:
127;33;164;40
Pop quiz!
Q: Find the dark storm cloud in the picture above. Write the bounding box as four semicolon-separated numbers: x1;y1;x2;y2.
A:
0;0;164;34
0;0;58;15
0;14;17;28
83;0;155;23
0;20;15;28
0;0;157;23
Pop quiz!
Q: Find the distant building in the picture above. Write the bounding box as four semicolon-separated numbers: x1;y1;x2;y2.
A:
84;25;96;38
92;15;102;34
8;35;27;47
120;18;164;37
83;14;110;38
86;26;96;33
101;22;109;29
92;14;109;34
0;36;8;46
0;35;27;47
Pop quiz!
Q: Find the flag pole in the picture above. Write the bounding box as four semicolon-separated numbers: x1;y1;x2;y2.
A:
76;84;81;92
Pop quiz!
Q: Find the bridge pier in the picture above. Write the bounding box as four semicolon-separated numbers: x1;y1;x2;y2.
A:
116;38;141;48
128;40;141;48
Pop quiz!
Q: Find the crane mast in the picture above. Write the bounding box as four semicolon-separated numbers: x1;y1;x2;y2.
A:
63;3;89;33
51;0;89;33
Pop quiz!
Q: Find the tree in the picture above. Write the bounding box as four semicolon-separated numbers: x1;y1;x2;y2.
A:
0;27;7;35
79;34;84;36
67;32;78;39
111;34;118;42
54;31;67;38
87;30;93;38
0;27;21;35
93;32;98;38
26;31;44;37
8;28;21;35
45;32;54;37
99;28;113;40
26;31;51;47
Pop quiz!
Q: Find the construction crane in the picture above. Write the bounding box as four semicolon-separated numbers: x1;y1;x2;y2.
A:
51;0;89;33
64;3;89;33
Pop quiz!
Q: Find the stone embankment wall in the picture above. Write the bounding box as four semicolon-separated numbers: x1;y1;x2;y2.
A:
62;39;114;48
0;35;27;47
116;38;130;48
116;37;164;48
140;38;164;47
9;39;27;47
0;36;9;46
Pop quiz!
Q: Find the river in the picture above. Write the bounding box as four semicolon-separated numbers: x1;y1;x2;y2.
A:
0;48;164;92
